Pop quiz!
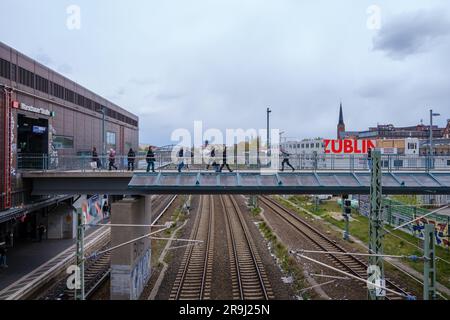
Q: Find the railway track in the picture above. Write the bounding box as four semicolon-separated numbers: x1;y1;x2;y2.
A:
259;195;410;300
170;195;214;300
220;195;274;300
62;194;178;300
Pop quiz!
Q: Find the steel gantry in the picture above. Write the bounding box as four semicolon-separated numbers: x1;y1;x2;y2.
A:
368;150;385;300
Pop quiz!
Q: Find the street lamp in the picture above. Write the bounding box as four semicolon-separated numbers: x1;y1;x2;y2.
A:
101;107;106;157
267;107;272;155
429;109;440;156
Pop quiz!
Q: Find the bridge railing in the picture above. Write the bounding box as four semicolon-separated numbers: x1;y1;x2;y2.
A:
15;153;450;172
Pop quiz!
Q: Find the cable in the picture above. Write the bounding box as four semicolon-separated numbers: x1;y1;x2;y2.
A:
291;251;408;299
298;249;422;261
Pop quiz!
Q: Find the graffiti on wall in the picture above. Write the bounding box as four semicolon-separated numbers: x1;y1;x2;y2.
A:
49;125;59;168
412;218;449;247
130;249;151;300
81;195;104;224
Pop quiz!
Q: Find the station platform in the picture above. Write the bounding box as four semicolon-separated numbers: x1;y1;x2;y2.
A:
0;220;106;291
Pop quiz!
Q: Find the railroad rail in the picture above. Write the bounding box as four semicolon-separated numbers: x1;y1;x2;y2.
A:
259;195;410;300
170;195;214;300
220;195;274;300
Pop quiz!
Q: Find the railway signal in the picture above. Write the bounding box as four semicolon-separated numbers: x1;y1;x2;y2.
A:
342;195;351;241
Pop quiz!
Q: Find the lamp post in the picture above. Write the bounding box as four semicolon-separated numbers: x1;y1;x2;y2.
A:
429;110;440;171
429;109;440;156
102;107;106;157
267;107;272;154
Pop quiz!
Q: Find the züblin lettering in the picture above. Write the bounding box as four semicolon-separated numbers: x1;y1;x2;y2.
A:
324;139;376;154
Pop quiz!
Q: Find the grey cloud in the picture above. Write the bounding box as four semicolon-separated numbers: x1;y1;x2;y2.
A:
373;9;450;60
116;87;126;96
155;93;184;101
57;64;73;74
129;77;155;86
34;52;53;65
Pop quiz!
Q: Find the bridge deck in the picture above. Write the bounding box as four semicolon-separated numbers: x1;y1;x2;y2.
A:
22;170;450;195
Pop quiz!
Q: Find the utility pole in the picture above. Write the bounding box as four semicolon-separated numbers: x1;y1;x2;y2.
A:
75;210;85;300
429;109;440;169
423;223;436;300
102;107;106;157
266;107;272;154
368;150;385;300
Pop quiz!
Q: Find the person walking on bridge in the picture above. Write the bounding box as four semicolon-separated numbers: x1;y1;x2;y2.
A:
127;148;136;171
280;146;295;172
177;148;185;172
219;145;233;172
108;148;118;171
146;146;156;172
92;147;101;170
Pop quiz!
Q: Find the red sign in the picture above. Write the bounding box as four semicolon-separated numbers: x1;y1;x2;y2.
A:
11;100;19;109
324;139;376;154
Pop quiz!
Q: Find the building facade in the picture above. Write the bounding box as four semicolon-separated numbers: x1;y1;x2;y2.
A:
0;41;139;244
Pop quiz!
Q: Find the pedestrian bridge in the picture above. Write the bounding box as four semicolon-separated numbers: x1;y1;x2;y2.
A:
22;171;450;195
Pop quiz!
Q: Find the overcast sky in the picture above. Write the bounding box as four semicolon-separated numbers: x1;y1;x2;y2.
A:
1;0;449;145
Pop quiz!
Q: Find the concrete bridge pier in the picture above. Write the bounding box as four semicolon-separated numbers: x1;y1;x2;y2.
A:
110;196;152;300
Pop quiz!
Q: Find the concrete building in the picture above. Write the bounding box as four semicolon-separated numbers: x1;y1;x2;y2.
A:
0;41;139;245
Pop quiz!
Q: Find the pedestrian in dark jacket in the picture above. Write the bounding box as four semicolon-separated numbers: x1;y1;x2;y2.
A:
146;147;156;172
92;147;101;169
37;224;46;242
280;147;295;172
127;148;136;171
0;245;7;268
177;148;185;172
219;145;233;172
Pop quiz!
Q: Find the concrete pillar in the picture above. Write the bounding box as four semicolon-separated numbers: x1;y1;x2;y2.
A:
110;196;152;300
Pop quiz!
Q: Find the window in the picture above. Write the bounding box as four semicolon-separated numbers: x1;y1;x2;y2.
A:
65;89;75;103
310;143;314;148
106;131;116;149
408;143;417;150
0;58;11;79
316;143;320;148
77;94;85;107
85;98;92;110
301;144;304;148
393;160;404;167
53;83;64;99
35;75;49;93
447;160;450;166
53;136;74;149
306;144;309;149
18;67;34;87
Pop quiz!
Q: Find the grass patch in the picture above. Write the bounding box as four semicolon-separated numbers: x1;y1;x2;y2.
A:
258;221;308;298
250;206;262;218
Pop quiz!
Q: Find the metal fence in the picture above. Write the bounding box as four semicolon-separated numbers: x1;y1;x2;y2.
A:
15;153;450;173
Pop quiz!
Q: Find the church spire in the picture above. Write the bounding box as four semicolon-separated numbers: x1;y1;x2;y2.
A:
337;102;346;139
338;102;344;125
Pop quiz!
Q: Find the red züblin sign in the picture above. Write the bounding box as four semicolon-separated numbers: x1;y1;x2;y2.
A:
324;139;376;154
